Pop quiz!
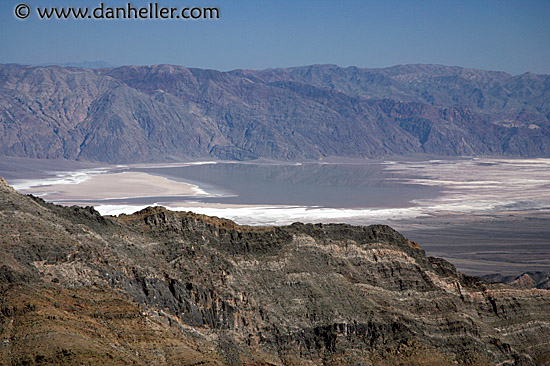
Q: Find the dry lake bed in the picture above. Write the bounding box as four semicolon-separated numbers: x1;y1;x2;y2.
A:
2;156;549;277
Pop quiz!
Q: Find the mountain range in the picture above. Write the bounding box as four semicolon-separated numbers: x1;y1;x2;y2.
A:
38;61;117;69
1;63;549;163
1;178;549;365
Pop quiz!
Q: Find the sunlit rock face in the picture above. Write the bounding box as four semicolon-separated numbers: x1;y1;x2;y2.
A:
1;178;550;365
1;63;549;163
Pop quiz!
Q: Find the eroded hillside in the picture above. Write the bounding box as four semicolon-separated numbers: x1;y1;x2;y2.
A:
1;64;549;162
1;178;549;365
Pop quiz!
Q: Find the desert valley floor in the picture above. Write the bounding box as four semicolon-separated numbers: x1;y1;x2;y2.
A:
2;156;549;276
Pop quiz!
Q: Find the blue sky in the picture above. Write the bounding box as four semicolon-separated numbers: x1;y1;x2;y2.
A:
1;0;549;74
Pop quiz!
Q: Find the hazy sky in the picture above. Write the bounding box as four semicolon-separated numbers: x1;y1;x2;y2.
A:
1;0;549;74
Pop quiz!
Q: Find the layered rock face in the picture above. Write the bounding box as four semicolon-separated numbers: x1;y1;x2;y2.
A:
1;63;549;162
1;178;549;365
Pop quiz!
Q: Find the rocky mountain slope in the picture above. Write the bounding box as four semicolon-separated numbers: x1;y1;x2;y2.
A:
484;272;550;290
1;178;549;365
1;63;549;163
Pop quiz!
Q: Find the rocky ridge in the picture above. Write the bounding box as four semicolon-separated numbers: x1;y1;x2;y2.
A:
1;178;549;365
484;272;550;290
1;63;549;162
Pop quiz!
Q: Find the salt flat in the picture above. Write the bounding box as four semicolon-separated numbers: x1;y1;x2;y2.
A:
19;171;211;200
3;157;549;276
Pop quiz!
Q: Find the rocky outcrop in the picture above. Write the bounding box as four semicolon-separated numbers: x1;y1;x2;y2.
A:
1;179;550;365
1;64;549;162
484;272;550;290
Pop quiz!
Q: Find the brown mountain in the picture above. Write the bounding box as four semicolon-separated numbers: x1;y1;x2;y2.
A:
1;178;549;365
1;63;549;163
484;272;550;289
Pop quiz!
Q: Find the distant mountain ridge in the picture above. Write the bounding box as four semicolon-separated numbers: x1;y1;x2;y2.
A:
1;63;549;163
38;60;117;69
